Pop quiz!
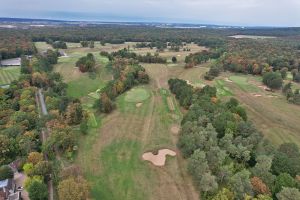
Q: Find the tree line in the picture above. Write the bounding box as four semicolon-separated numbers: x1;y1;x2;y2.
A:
94;57;149;113
101;48;167;64
185;49;224;68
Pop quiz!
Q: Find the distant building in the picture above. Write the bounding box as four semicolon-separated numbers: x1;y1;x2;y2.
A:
0;58;21;66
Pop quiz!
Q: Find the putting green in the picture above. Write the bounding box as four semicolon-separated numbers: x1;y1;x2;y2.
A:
125;88;150;103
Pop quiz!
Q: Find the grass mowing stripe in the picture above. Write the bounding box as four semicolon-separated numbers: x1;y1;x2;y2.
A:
5;71;15;82
0;70;10;84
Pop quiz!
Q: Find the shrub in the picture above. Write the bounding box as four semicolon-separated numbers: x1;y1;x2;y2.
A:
0;165;14;180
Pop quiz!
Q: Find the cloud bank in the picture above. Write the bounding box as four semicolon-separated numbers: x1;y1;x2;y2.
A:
1;0;299;26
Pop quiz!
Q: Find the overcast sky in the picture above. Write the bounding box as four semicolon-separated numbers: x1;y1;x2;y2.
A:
1;0;300;26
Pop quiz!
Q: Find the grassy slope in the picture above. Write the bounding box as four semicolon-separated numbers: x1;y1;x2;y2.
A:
0;66;20;85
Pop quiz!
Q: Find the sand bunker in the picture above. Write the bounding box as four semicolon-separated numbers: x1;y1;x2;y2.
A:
171;125;180;134
186;80;193;86
136;103;143;108
225;78;233;83
252;93;262;97
142;149;176;166
258;85;272;91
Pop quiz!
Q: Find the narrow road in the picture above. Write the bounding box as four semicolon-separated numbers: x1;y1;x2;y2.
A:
38;89;48;115
36;88;54;200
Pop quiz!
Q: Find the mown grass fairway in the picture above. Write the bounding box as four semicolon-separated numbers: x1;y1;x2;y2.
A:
0;66;20;85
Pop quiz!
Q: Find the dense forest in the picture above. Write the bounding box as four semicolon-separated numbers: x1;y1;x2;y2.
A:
169;78;300;199
0;29;36;59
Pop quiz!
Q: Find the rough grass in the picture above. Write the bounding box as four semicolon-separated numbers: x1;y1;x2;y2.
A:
0;66;20;85
221;73;300;147
67;76;106;98
93;140;149;200
124;87;150;103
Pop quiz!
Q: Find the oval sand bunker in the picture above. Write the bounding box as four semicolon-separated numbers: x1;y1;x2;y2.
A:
142;149;176;166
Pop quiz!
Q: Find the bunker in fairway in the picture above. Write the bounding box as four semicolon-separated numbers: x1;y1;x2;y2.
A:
142;149;176;166
125;87;150;103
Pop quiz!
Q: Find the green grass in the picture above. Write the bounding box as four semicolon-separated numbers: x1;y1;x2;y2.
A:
159;88;182;118
215;80;233;97
117;88;151;116
0;66;20;85
67;76;106;98
287;72;293;81
87;112;98;128
53;50;110;98
229;75;260;92
55;51;109;82
124;87;150;103
91;140;149;200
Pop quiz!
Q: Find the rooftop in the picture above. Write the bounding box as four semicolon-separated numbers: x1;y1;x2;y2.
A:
0;179;9;188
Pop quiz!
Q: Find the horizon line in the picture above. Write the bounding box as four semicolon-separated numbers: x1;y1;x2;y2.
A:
0;16;299;29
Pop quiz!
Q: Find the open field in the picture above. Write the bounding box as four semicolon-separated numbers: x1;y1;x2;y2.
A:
229;35;277;39
215;73;300;147
34;42;53;53
0;66;20;85
133;43;208;63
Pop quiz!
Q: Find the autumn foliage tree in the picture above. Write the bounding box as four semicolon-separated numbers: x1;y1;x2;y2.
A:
251;177;271;195
65;103;83;125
